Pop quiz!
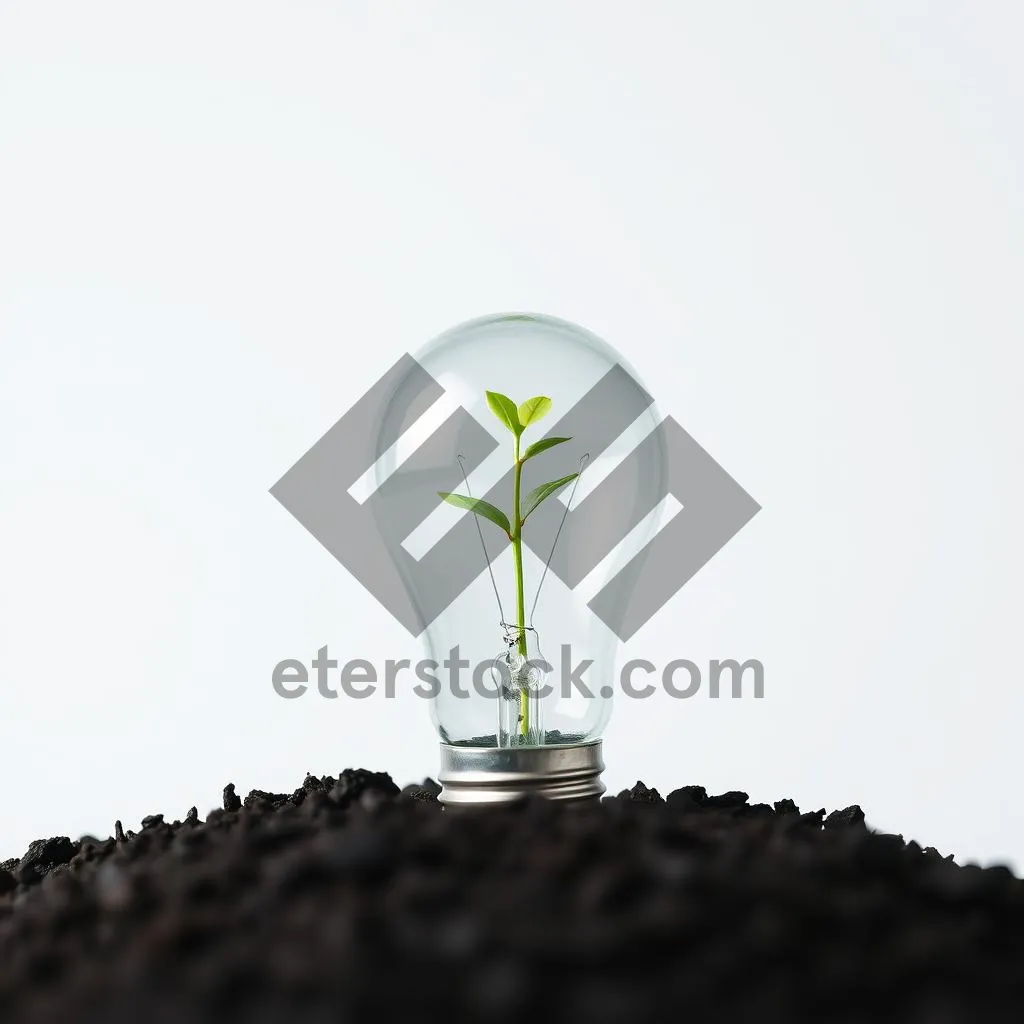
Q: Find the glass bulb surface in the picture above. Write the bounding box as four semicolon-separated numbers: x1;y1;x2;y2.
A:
372;313;666;749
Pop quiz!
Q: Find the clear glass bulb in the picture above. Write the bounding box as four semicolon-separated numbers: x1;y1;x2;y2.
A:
372;313;666;751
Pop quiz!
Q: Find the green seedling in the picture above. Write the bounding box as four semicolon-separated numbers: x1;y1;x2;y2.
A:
438;392;577;737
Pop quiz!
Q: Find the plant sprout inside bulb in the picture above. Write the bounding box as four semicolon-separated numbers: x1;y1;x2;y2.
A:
372;313;667;804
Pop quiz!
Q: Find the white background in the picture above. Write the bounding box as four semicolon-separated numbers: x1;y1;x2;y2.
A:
2;2;1022;867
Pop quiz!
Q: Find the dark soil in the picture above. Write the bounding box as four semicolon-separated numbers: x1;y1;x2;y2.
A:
1;771;1022;1023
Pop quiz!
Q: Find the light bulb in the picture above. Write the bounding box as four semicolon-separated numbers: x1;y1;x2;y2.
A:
372;313;667;805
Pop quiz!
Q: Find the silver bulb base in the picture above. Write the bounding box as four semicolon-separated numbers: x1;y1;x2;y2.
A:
438;740;605;807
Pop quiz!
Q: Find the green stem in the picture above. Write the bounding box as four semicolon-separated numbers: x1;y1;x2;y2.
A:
511;435;528;736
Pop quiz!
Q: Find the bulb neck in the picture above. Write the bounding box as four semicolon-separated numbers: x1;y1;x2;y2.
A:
437;740;605;807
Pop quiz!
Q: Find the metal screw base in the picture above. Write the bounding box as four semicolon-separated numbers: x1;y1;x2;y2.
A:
438;740;605;807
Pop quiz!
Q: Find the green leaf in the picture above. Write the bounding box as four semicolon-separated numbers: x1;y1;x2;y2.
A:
485;391;522;435
437;492;511;535
522;436;571;463
520;473;579;522
517;396;552;429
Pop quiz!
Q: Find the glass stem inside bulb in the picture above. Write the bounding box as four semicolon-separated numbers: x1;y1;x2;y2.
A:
511;434;529;737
